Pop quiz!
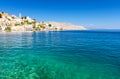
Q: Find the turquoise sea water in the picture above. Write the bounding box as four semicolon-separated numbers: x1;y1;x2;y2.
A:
0;31;120;79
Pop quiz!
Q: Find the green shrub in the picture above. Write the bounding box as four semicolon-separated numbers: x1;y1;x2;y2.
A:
21;22;24;25
55;28;58;30
27;22;33;25
0;26;2;30
5;26;12;31
39;25;46;29
15;24;21;26
35;27;41;31
60;28;63;31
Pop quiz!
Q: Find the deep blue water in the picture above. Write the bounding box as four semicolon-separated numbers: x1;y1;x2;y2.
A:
0;30;120;79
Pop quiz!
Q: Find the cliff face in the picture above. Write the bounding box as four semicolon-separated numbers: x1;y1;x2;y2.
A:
0;12;87;32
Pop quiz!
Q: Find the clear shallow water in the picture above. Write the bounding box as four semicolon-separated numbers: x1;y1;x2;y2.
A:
0;31;120;79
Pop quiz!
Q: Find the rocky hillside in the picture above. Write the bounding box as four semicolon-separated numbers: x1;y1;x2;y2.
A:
0;12;87;32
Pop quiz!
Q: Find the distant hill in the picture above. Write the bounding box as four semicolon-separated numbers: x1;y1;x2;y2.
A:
47;22;87;30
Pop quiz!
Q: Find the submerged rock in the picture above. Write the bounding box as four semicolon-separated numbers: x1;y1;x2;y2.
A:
28;73;39;79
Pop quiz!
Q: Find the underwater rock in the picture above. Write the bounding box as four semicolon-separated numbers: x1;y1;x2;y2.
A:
29;73;39;79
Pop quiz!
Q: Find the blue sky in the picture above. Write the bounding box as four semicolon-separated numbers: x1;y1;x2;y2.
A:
0;0;120;29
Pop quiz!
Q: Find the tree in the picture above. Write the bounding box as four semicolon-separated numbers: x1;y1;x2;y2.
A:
1;12;4;14
48;24;52;27
0;14;2;18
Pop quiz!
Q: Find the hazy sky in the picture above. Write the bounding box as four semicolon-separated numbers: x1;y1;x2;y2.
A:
0;0;120;29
